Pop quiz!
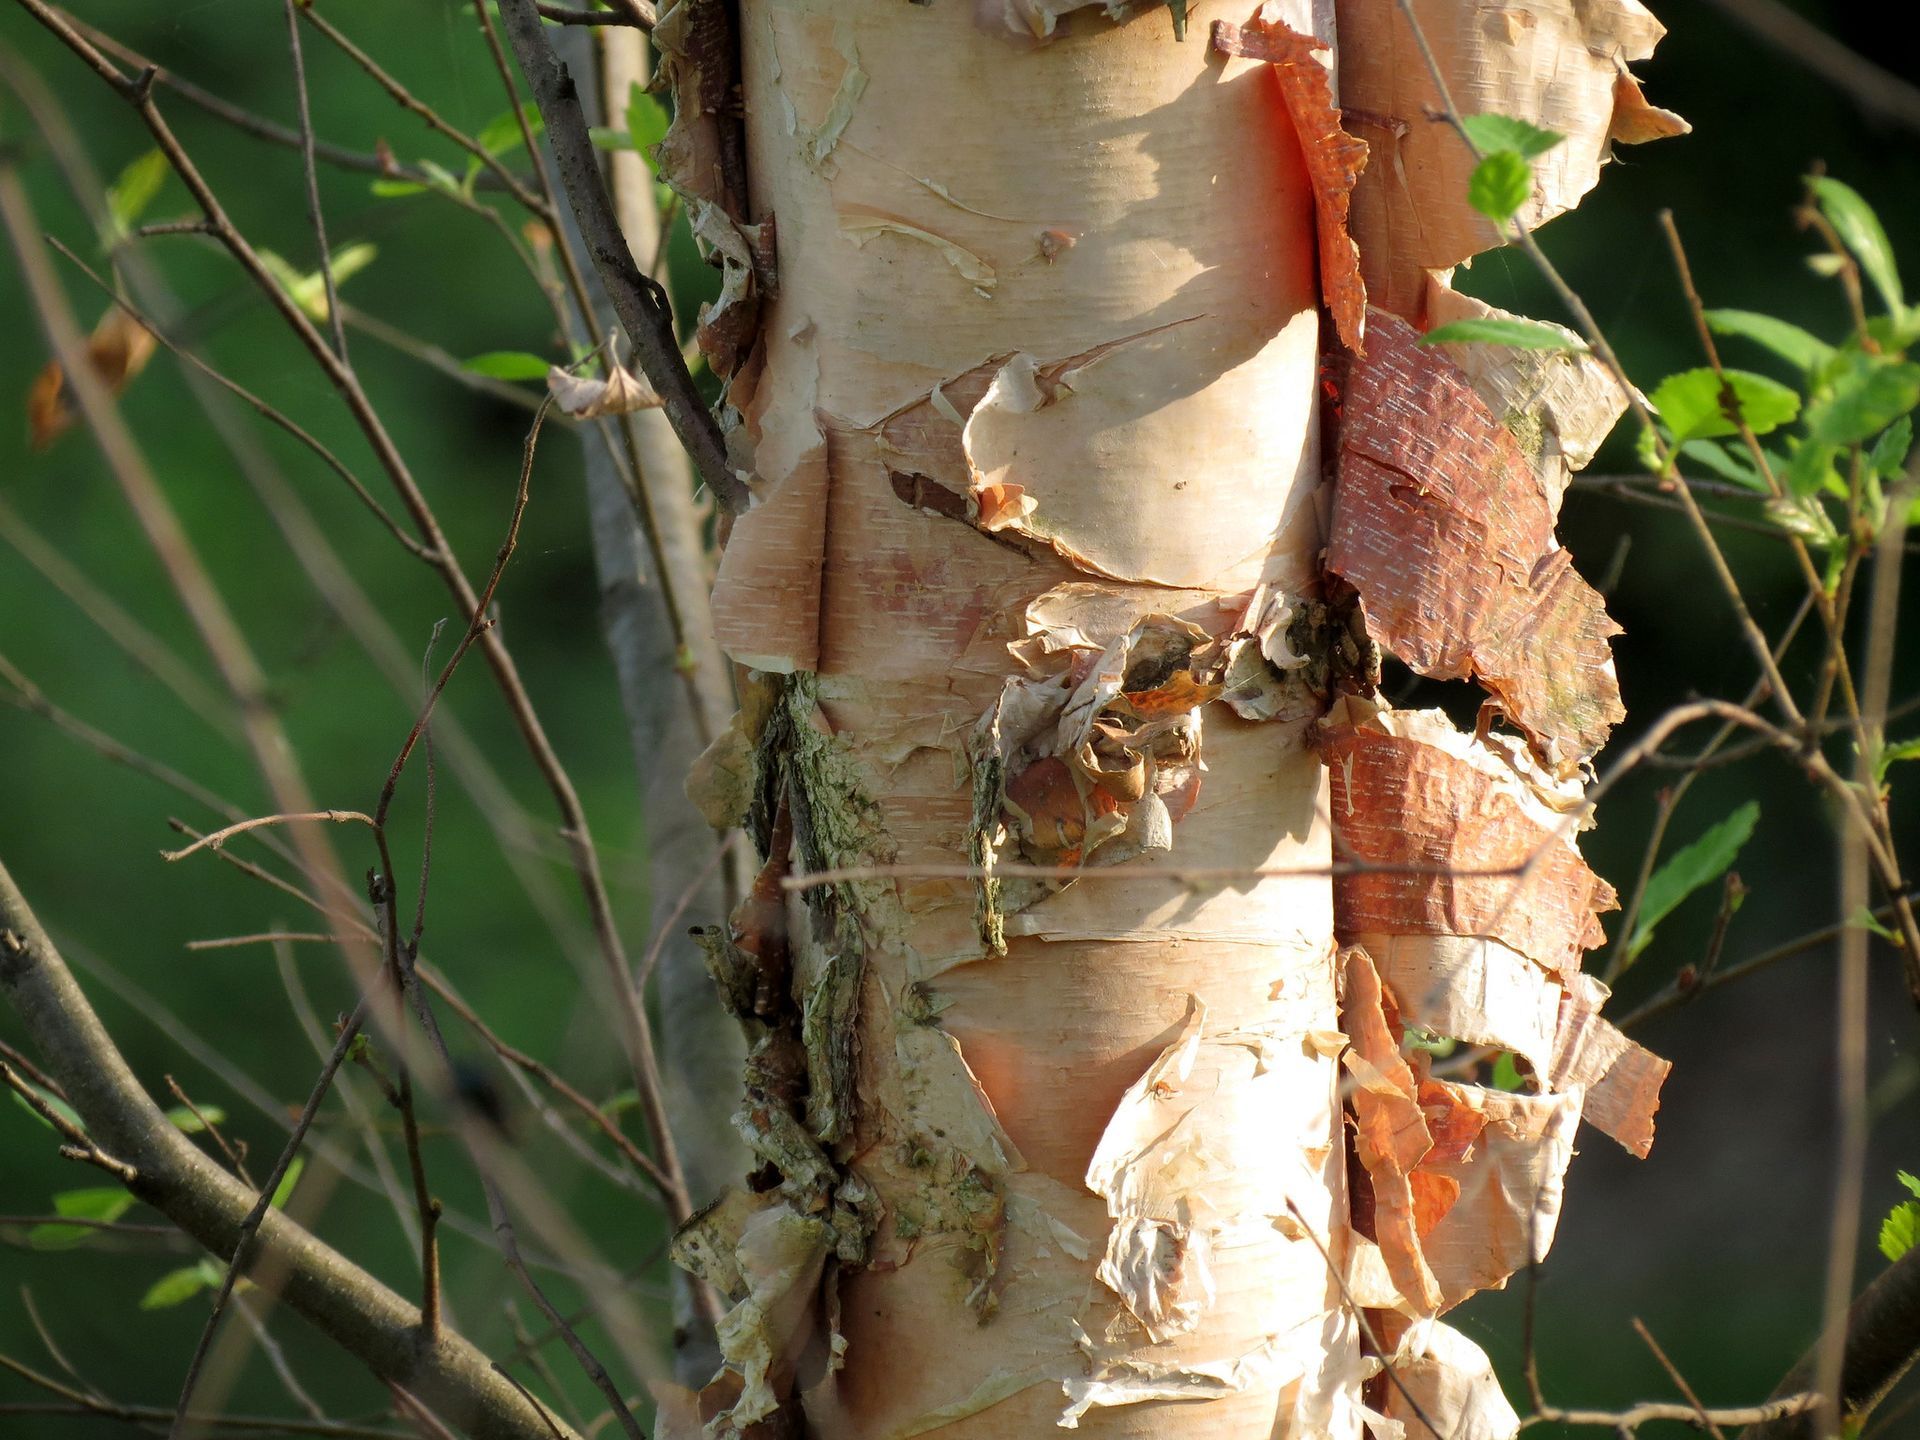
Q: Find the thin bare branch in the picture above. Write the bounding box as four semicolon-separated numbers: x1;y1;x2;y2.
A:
284;0;346;360
0;862;575;1440
493;0;747;514
536;2;653;26
162;810;377;863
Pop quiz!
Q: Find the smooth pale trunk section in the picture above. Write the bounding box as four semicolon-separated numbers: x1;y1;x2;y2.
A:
736;3;1346;1434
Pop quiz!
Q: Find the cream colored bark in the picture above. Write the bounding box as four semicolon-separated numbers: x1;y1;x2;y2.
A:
652;1;1679;1436
696;2;1348;1434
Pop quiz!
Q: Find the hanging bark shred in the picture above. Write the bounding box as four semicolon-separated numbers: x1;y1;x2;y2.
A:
1324;696;1669;1165
1421;283;1631;500
1328;309;1625;775
654;0;771;379
1212;8;1371;354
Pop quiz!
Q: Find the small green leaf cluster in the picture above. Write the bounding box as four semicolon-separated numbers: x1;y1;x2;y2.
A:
1879;1171;1920;1263
373;100;545;202
1638;178;1919;554
457;83;679;383
1461;113;1563;227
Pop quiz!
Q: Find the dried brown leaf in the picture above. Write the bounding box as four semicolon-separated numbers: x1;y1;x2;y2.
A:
27;305;158;451
546;364;665;418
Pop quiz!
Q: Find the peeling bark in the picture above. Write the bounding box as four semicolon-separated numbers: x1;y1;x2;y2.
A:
629;1;1682;1435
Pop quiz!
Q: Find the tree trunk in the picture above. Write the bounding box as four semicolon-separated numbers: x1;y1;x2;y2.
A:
650;2;1681;1436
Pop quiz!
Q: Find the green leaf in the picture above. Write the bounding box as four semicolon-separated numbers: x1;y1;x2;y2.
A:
165;1103;226;1135
1166;0;1188;40
625;87;669;170
1875;734;1920;785
1900;1171;1920;1199
1809;176;1905;319
1461;113;1564;160
370;178;428;198
1704;309;1836;373
1880;1200;1920;1262
1650;367;1801;443
1766;494;1840;545
258;244;378;322
1870;415;1913;479
1467;150;1533;224
1849;906;1902;943
11;1084;84;1135
1490;1052;1527;1093
269;1156;305;1211
1625;801;1760;962
107;149;170;233
1803;355;1920;449
475;101;542;158
1403;1027;1456;1058
1783;440;1841;501
1419;317;1584;352
1633;420;1668;474
1680;439;1767;492
462;351;553;381
140;1262;216;1311
27;1188;135;1250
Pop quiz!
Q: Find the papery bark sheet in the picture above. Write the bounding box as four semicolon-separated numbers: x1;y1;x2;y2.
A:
1336;0;1685;322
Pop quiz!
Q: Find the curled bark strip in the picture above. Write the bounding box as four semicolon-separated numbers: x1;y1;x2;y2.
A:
1212;10;1370;354
1343;947;1585;1322
1329;310;1624;772
1341;947;1445;1314
1321;702;1615;979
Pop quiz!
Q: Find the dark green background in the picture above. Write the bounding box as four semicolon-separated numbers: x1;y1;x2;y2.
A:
0;1;1916;1434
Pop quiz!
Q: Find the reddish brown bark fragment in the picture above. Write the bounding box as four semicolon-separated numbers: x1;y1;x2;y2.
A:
1321;723;1615;977
1329;311;1624;772
1212;11;1370;354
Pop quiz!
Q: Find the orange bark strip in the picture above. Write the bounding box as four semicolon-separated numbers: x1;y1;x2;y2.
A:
1551;973;1671;1158
1340;947;1444;1314
1212;12;1370;354
1329;310;1625;771
1321;723;1615;977
1408;1077;1580;1308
